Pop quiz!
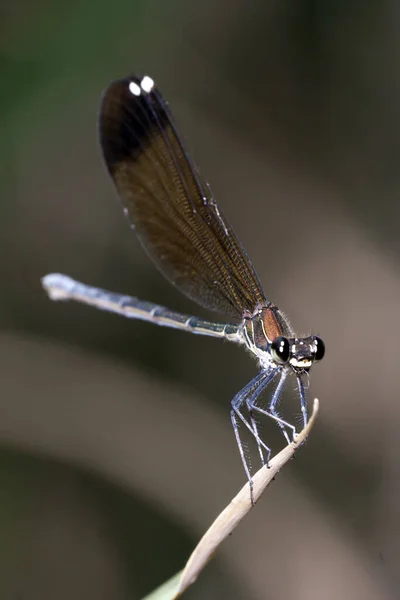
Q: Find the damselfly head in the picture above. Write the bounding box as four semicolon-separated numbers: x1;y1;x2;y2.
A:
270;335;325;373
289;335;325;372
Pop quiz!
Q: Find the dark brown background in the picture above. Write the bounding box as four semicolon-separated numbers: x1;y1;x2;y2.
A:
0;1;399;598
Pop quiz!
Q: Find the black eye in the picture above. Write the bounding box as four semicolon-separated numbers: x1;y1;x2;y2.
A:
270;336;290;365
313;337;325;361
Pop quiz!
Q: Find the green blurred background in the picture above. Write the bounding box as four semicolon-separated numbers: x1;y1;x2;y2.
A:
1;1;399;598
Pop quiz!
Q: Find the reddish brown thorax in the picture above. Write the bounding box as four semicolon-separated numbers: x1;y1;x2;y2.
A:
244;305;285;351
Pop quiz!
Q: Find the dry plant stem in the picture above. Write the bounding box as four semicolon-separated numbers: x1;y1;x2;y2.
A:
176;397;319;598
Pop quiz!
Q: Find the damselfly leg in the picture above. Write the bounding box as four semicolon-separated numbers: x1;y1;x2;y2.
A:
249;369;297;444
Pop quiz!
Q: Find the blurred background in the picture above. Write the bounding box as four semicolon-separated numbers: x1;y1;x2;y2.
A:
1;1;400;598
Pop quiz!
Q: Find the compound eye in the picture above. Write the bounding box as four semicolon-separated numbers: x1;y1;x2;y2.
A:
313;337;325;361
270;336;290;365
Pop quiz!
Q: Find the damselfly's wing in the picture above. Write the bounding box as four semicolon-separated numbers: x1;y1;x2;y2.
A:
99;75;266;318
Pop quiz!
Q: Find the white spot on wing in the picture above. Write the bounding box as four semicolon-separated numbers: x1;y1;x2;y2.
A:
129;81;141;96
141;76;154;93
210;198;229;236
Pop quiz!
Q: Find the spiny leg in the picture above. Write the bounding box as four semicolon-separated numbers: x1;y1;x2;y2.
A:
245;368;280;466
230;372;273;505
248;409;265;467
231;377;274;461
297;375;308;432
266;369;293;443
231;410;255;504
249;369;297;444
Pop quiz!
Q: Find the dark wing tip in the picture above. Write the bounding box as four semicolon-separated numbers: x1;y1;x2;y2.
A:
99;74;168;177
